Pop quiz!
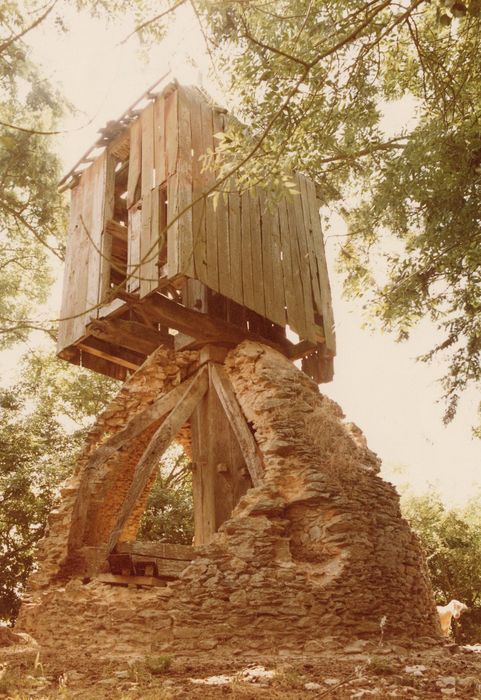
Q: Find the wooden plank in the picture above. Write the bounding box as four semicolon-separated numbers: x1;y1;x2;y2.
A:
57;179;85;351
127;119;141;208
154;94;166;186
166;171;179;276
249;188;266;316
99;151;116;303
177;86;194;277
140;103;155;297
116;541;194;561
109;129;130;161
190;368;251;545
201;101;219;292
210;364;263;486
77;342;140;371
269;193;287;327
213;109;231;298
291;182;316;340
127;203;141;292
164;86;178;177
227;183;243;305
188;88;208;284
305;178;336;354
240;189;255;310
87;317;171;356
298;173;323;319
258;189;278;325
277;197;300;336
107;367;209;552
96;573;167;587
285;194;310;338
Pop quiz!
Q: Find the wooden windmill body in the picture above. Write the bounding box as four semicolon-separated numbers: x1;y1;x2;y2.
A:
57;78;336;579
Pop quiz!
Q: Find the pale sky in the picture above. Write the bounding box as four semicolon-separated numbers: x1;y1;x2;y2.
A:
12;2;481;505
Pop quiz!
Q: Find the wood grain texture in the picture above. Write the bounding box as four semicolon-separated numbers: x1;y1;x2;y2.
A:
127;119;141;208
201;101;219;292
154;94;166;186
249;188;266;317
127;204;141;293
240;189;255;310
306;178;336;354
187;87;208;284
177;86;194;277
227;182;243;305
210;364;263;486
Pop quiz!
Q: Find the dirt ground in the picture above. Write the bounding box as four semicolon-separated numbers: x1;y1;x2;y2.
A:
2;639;481;699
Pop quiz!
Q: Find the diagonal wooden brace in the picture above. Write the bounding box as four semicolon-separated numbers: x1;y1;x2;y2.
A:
106;366;209;554
209;364;264;486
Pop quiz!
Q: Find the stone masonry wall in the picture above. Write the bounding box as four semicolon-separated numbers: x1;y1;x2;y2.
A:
17;341;441;662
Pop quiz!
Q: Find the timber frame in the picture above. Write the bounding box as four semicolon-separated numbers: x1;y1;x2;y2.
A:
67;347;263;580
57;77;336;385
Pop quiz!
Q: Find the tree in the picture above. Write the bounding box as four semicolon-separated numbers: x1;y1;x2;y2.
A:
0;350;119;623
402;489;481;642
189;0;481;424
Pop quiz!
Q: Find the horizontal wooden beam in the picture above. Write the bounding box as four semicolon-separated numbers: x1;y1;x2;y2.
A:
119;291;305;357
96;573;167;587
87;318;173;356
77;342;140;371
116;541;194;561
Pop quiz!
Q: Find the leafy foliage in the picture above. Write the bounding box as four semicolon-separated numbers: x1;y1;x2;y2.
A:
0;1;69;347
0;350;119;623
138;444;194;545
192;0;481;424
402;490;481;642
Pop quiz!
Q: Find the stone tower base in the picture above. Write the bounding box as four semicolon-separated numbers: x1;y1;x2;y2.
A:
16;342;441;661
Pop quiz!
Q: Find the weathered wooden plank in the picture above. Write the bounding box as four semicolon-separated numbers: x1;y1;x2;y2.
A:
127;119;141;208
140;103;155;297
87;317;170;356
258;189;276;323
210;364;263;486
188;88;208;284
291;182;316;340
154;94;166;186
57;180;85;351
240;189;255;310
305;178;336;355
127;204;141;292
116;541;194;561
201;102;219;292
107;367;209;552
249;188;266;317
269;194;287;327
227;183;243;305
164;86;178;177
177;86;194;277
213;109;231;299
99;152;117;303
284;194;310;338
298;173;324;320
96;573;167;587
77;342;140;371
166;172;179;276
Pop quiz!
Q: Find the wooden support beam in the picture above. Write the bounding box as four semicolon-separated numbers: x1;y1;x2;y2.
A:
119;290;302;357
115;541;194;561
77;342;140;371
68;373;201;554
96;573;167;587
81;372;200;479
209;364;264;487
106;367;209;553
88;318;173;356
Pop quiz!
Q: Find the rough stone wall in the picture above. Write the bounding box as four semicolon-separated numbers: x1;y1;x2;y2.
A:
17;341;441;662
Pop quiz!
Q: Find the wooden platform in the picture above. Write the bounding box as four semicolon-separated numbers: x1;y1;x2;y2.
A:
102;541;194;587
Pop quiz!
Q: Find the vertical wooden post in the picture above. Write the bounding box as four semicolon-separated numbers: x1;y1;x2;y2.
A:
190;359;252;546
